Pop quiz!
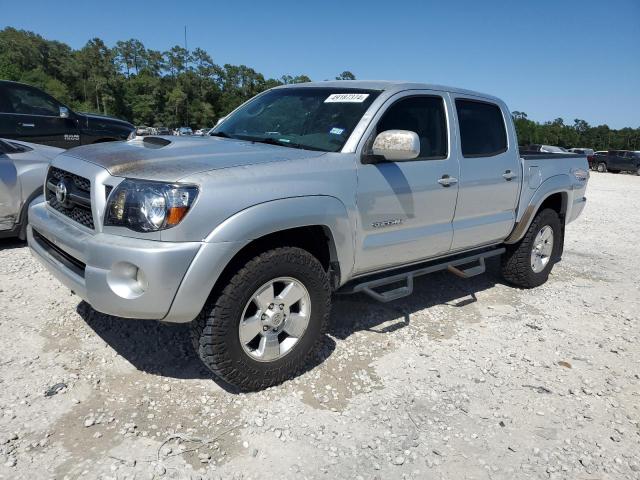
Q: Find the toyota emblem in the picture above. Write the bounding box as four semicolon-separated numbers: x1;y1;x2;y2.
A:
55;179;68;204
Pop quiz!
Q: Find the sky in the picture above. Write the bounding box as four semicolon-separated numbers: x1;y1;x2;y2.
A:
1;0;639;128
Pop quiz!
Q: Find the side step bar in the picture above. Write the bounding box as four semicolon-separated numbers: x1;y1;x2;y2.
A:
341;248;505;303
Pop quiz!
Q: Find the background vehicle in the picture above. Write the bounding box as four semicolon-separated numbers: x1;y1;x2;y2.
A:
591;150;640;174
0;80;134;149
569;147;594;156
27;81;589;391
526;144;572;154
135;126;152;136
570;148;595;166
0;138;61;239
175;127;193;136
153;127;172;136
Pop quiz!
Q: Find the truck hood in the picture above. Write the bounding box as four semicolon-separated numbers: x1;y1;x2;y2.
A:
79;112;134;128
62;136;326;182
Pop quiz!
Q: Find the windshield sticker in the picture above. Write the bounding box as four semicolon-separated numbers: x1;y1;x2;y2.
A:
324;93;370;103
329;127;345;135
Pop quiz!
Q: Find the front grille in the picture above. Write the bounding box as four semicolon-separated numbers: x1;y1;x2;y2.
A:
45;167;94;229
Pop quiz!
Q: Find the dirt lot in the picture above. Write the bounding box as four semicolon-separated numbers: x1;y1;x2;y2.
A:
0;172;638;480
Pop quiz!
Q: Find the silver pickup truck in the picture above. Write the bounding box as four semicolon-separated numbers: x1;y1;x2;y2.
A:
27;81;589;390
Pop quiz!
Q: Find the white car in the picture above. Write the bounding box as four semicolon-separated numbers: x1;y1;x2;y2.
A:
0;138;62;239
540;145;572;154
175;127;193;136
569;148;594;156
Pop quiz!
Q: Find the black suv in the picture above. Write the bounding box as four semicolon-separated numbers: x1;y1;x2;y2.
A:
0;80;134;149
591;150;640;175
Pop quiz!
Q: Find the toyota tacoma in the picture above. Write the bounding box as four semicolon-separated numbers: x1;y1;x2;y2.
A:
27;81;589;390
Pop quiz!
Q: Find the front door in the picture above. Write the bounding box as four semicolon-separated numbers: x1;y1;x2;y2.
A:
354;91;460;274
449;96;521;250
3;83;80;149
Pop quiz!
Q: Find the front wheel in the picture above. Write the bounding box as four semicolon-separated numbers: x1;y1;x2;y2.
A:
191;247;331;391
596;162;607;173
501;209;562;288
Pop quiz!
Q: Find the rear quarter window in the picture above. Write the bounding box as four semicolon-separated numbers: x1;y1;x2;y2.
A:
455;99;507;157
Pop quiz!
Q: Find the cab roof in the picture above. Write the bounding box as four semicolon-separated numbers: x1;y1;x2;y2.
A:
274;80;502;103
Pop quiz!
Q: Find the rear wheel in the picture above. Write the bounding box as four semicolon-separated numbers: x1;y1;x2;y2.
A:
191;247;330;391
501;209;562;288
596;162;607;173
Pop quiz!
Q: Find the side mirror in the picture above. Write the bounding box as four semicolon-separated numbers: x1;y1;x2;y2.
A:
372;130;420;161
59;106;70;118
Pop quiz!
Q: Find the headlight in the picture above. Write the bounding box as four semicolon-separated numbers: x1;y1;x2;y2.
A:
104;180;199;232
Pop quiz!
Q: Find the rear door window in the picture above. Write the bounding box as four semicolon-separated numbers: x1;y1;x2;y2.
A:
455;99;507;157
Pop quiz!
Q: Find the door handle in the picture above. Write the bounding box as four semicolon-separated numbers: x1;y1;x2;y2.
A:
438;175;458;187
19;123;35;128
502;170;517;181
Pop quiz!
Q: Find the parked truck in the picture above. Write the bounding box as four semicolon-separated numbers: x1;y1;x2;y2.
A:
0;80;134;149
27;81;589;390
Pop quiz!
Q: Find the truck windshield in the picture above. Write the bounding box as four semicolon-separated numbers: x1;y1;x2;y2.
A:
212;88;380;152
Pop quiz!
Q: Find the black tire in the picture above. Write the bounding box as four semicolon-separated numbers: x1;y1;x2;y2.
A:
191;247;331;391
596;162;607;173
501;208;562;288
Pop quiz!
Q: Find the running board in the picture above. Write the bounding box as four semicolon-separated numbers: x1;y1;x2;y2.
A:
343;248;505;303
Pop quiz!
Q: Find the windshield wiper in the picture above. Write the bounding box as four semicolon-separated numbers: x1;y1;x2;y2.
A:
210;131;233;138
250;137;325;152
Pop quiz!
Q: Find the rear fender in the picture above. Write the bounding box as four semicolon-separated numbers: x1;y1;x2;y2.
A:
505;174;569;244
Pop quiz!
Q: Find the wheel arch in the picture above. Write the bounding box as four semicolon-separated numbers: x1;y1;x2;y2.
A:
163;196;354;323
505;175;569;245
205;196;353;284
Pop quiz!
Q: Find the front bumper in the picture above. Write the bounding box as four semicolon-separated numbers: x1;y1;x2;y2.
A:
28;200;207;321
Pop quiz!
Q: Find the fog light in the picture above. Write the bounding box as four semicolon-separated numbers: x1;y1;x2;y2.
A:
106;262;147;299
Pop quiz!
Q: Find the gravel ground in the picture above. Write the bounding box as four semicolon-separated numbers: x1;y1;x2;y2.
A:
0;172;639;480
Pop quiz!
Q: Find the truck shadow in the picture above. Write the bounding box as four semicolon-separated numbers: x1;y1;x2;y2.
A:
77;259;503;393
0;238;26;251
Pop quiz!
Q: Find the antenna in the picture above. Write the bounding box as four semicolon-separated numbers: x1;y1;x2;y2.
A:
184;25;189;125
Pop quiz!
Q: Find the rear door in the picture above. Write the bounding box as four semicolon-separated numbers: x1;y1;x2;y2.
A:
354;91;460;274
606;151;619;170
622;151;637;171
449;96;520;250
2;83;80;149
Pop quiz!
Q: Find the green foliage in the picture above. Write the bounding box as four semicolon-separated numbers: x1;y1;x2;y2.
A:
335;71;356;80
512;112;640;151
0;27;353;128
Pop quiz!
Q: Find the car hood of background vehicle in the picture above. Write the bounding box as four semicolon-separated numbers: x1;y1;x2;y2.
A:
61;136;326;182
80;112;134;128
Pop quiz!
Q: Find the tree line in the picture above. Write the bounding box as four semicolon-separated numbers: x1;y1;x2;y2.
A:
512;112;639;151
1;27;638;150
0;27;355;129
